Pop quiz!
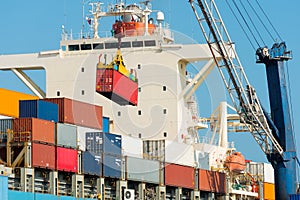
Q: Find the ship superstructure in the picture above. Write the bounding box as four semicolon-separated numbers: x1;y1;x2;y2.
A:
0;1;277;200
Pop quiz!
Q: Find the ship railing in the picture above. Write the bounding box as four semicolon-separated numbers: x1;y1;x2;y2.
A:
61;26;174;41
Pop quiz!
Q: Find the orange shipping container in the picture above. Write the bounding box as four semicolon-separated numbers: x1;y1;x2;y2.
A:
165;163;195;189
199;169;226;194
13;118;55;144
263;182;275;200
32;143;56;169
43;98;103;130
0;88;38;118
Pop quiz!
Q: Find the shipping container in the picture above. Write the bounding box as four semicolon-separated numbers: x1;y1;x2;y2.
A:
86;132;103;156
143;140;165;161
0;88;38;118
165;163;195;189
13;118;55;144
126;156;160;184
8;190;34;200
96;68;138;106
103;133;122;155
290;194;300;200
32;143;56;169
56;147;78;172
122;135;143;158
86;132;122;156
246;162;274;183
103;154;122;178
19;100;58;122
56;123;77;148
263;182;275;200
102;116;109;133
198;169;226;194
82;151;102;176
0;175;8;200
0;119;13;133
43;98;103;129
77;126;101;151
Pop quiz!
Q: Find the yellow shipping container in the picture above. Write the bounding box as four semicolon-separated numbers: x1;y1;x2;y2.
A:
0;88;39;118
264;182;275;200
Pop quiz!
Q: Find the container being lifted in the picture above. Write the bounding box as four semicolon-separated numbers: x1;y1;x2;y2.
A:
96;49;138;106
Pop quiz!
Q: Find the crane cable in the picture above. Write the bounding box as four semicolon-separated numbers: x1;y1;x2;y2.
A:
224;0;256;50
254;0;283;42
231;0;261;47
246;0;276;43
238;0;266;47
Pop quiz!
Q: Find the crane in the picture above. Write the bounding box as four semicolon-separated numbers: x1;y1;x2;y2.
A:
188;0;298;199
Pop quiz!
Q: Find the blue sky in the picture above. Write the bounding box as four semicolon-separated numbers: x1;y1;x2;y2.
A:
0;0;299;163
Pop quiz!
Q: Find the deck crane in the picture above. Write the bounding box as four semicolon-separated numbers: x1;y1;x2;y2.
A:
188;0;298;199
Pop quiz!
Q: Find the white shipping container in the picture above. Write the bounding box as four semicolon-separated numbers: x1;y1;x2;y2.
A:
77;126;101;151
165;140;195;167
122;135;143;158
56;123;77;148
246;162;274;184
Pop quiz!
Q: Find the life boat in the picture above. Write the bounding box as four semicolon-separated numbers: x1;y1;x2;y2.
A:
224;152;246;173
96;49;138;106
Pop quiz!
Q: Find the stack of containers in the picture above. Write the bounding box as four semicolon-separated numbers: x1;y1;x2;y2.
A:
84;132;122;179
16;99;58;170
42;97;103;173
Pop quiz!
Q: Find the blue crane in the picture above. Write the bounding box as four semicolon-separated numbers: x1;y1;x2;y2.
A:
188;0;299;199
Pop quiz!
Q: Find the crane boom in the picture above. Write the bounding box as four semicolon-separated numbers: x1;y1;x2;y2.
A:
188;0;283;157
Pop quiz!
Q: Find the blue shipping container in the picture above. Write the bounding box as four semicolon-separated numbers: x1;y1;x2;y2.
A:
103;154;122;178
0;176;8;200
0;119;13;133
103;133;122;155
86;132;122;156
19;100;58;122
8;190;34;200
290;194;300;200
102;117;109;133
83;151;102;176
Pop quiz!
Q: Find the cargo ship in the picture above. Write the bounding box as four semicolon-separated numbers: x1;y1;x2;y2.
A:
0;1;278;200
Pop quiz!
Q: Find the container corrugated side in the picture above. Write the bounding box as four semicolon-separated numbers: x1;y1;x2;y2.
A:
122;135;143;158
0;88;38;118
83;151;102;176
43;98;103;129
290;194;300;200
56;123;77;148
77;126;101;151
198;169;226;194
0;119;13;133
103;133;122;156
165;163;195;189
19;100;58;122
102;117;109;133
0;175;8;200
103;154;121;178
263;182;275;200
13;118;55;144
32;143;56;169
56;147;78;172
86;132;103;155
126;156;160;184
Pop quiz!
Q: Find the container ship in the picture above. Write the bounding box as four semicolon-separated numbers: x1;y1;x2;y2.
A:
0;1;278;200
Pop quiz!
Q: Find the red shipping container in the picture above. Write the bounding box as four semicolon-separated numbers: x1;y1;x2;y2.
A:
43;98;102;129
56;147;78;173
165;163;195;189
199;169;226;194
32;143;56;169
96;69;138;106
13;118;55;144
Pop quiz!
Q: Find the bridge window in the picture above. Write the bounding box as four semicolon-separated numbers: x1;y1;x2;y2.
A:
81;44;92;50
132;41;143;47
144;40;156;47
69;44;80;51
121;42;131;48
93;43;104;49
105;42;118;49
